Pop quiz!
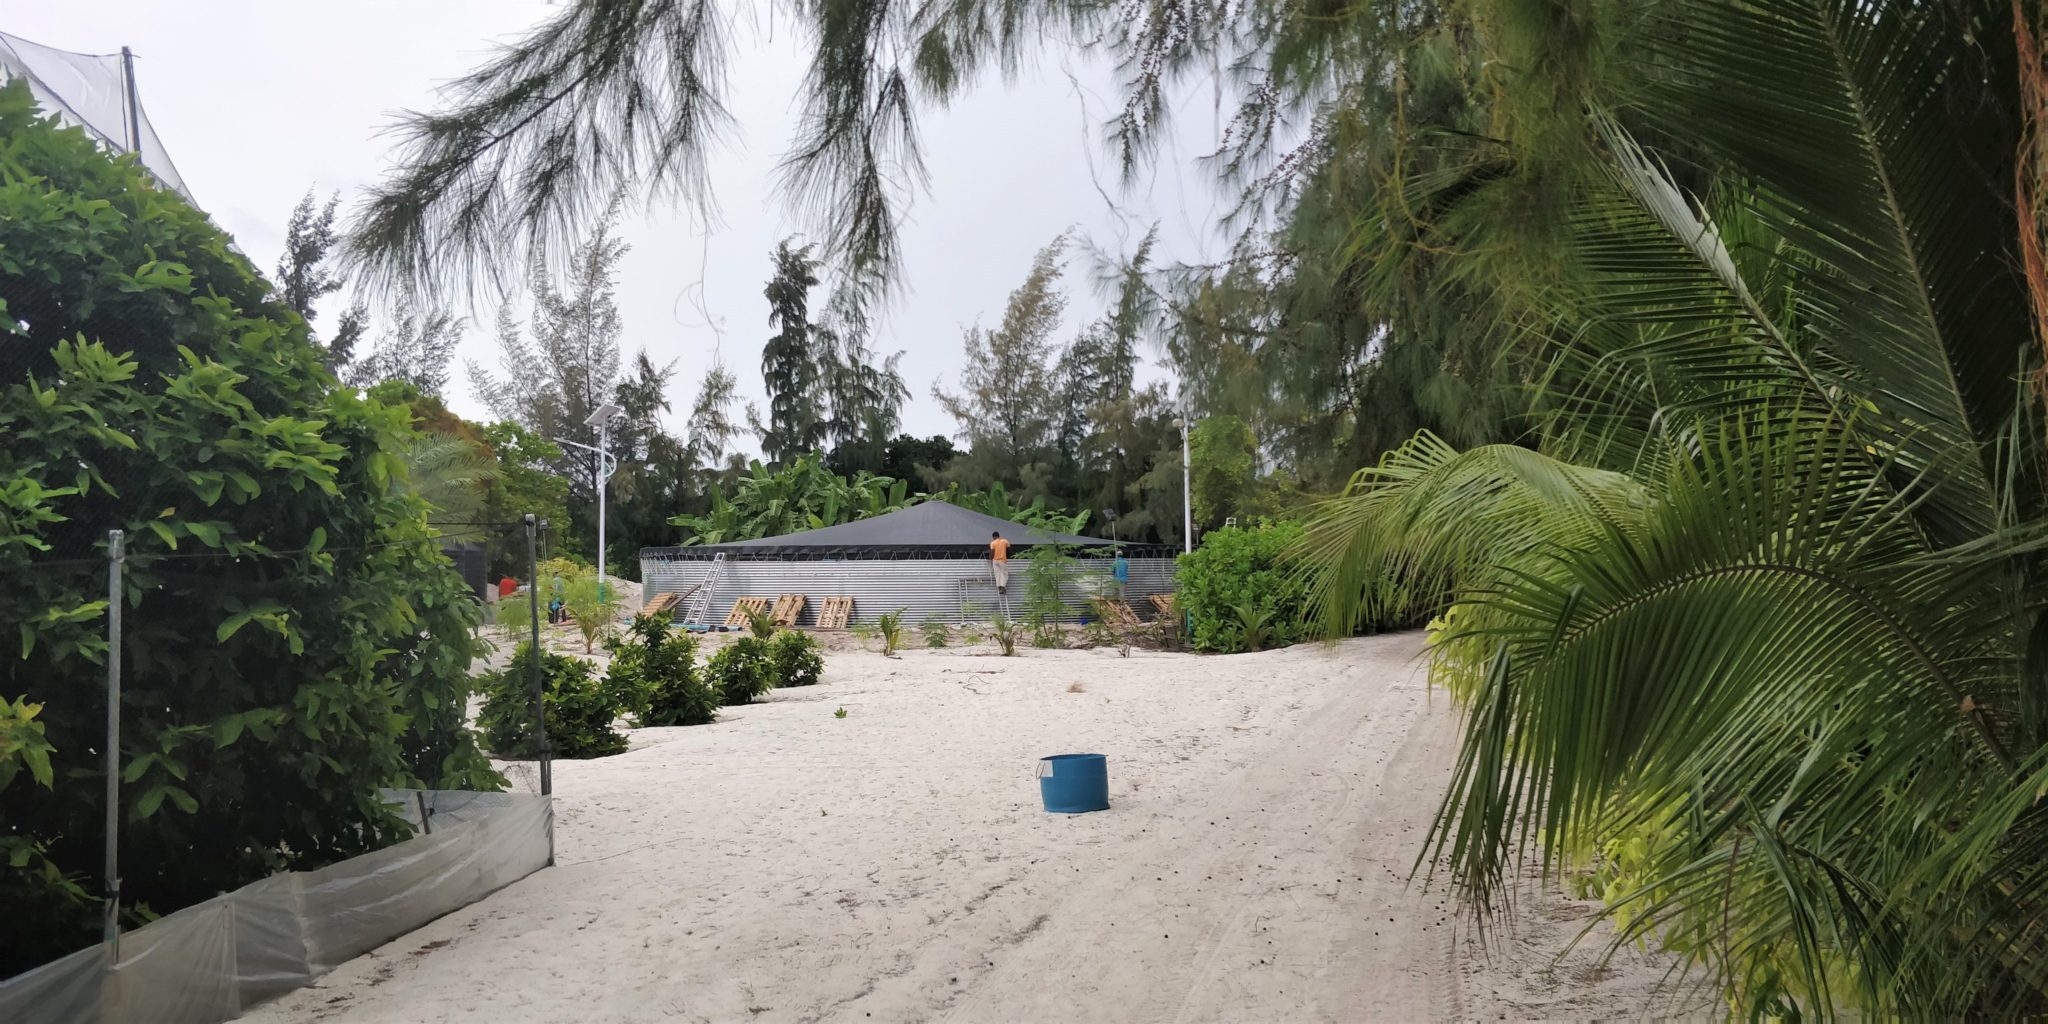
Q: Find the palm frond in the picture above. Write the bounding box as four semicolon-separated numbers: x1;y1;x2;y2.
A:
1297;431;1650;643
398;433;501;525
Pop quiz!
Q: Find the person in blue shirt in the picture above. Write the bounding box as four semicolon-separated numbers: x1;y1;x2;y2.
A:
1112;547;1130;599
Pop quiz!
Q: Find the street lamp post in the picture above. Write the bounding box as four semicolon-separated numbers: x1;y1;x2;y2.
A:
552;403;625;595
1174;407;1193;554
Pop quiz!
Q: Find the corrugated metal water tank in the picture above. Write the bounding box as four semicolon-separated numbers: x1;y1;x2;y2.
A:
639;555;1177;626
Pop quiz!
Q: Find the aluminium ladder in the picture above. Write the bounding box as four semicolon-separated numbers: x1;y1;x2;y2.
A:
680;553;727;628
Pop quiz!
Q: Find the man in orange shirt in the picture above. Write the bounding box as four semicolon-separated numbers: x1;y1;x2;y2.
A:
989;530;1011;594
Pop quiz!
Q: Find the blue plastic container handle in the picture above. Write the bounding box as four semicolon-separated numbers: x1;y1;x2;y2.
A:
1038;753;1110;814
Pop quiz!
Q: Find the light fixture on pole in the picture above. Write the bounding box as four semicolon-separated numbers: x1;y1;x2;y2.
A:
1101;508;1119;544
552;403;625;596
1173;405;1193;554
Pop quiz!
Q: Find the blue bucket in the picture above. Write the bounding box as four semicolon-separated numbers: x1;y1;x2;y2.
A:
1038;753;1109;813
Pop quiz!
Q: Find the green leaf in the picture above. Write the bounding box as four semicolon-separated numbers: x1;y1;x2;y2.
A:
21;746;51;788
216;611;256;643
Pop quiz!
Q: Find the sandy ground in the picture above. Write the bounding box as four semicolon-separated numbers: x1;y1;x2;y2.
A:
245;634;1697;1023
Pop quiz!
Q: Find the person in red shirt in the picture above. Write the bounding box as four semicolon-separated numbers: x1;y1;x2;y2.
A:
988;531;1011;594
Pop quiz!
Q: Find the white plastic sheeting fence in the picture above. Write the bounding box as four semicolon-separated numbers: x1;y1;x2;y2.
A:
639;555;1178;626
0;31;191;200
0;790;551;1024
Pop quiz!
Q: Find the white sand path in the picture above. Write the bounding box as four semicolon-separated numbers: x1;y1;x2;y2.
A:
243;634;1688;1023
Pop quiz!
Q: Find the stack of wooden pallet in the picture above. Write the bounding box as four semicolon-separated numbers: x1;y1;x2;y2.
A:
723;597;769;628
815;596;854;629
1093;597;1142;627
770;593;807;627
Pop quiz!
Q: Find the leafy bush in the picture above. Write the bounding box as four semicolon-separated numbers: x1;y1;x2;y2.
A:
1024;545;1072;647
987;617;1021;657
607;615;716;726
562;572;619;653
535;555;590;585
1233;602;1276;652
477;643;628;759
708;637;775;705
768;631;824;687
875;608;908;655
0;83;497;974
1174;522;1311;653
742;605;777;638
920;614;950;648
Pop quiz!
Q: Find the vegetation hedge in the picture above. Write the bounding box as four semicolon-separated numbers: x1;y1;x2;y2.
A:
708;637;775;705
607;614;717;726
477;643;628;759
0;82;495;975
769;631;824;687
1174;523;1311;653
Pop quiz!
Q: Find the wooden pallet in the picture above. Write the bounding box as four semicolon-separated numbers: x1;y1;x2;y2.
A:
815;596;855;630
724;597;769;628
642;591;681;616
1148;594;1180;620
1094;597;1142;627
770;593;808;627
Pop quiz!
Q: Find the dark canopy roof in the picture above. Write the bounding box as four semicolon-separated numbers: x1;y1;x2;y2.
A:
641;500;1171;560
722;500;1108;548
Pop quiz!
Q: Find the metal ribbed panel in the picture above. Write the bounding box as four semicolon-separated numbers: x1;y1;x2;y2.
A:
639;556;1177;626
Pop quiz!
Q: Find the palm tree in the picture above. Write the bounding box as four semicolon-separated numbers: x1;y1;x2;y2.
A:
1298;1;2048;1014
396;433;499;531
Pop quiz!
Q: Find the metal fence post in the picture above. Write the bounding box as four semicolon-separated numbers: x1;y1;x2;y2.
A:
523;516;552;800
102;529;124;961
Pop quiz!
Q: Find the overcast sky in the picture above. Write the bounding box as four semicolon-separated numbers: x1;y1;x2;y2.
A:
11;2;1234;449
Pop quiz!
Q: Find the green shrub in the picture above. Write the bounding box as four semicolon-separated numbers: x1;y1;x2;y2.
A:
0;82;497;973
920;614;951;648
1023;545;1072;647
769;631;825;687
535;556;590;588
478;643;627;758
1175;522;1310;653
741;605;777;638
1234;602;1276;652
875;608;908;655
708;637;775;705
562;572;619;653
987;617;1021;657
607;615;716;726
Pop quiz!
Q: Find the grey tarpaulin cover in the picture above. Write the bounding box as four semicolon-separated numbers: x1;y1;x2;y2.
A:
685;500;1114;552
0;790;550;1024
